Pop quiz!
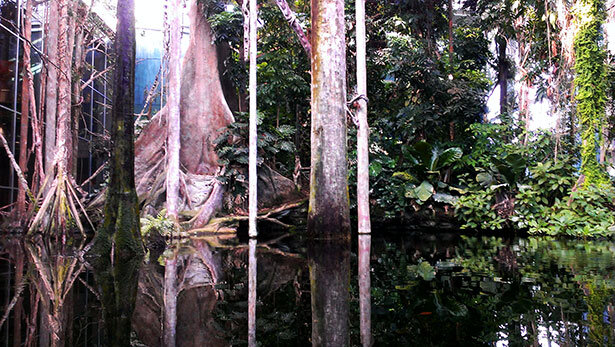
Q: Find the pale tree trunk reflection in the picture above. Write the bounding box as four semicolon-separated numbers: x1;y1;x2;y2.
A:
164;252;178;347
155;239;222;347
358;234;372;346
248;238;257;346
309;238;350;346
26;237;88;347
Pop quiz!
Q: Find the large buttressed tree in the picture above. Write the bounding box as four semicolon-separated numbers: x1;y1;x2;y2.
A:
135;0;235;225
135;0;301;227
308;0;351;238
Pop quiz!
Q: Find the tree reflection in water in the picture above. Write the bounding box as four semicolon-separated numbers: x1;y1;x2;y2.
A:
308;238;351;346
248;238;257;346
358;234;372;347
0;233;614;345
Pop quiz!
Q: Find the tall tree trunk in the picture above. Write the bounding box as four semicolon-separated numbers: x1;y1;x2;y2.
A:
94;1;143;345
135;0;234;223
308;0;351;238
100;0;142;252
179;0;234;174
166;0;182;220
56;0;72;178
356;0;370;235
448;0;454;56
497;35;508;115
44;0;59;177
248;0;258;237
71;8;86;181
16;0;32;219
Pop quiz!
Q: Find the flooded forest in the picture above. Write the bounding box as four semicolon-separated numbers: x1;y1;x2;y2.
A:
0;0;615;345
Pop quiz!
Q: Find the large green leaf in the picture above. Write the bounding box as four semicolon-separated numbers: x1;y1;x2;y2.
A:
504;153;526;179
476;172;493;187
413;141;433;170
369;161;383;177
437;147;463;169
414;181;434;201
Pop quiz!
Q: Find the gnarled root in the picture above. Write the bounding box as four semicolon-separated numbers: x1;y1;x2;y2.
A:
28;169;93;236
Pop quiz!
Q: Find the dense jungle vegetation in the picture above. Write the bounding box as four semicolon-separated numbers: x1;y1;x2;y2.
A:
3;0;615;239
210;0;615;237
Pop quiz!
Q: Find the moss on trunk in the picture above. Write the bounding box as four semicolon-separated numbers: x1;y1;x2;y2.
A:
574;0;608;187
99;0;143;256
94;1;144;343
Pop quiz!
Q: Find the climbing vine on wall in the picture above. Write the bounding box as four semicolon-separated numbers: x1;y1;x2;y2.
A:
573;0;608;186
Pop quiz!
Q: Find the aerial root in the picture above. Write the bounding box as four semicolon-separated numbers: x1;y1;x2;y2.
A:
28;170;93;235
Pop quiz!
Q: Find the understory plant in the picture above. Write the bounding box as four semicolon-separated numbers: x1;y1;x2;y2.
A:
214;112;296;205
455;124;615;237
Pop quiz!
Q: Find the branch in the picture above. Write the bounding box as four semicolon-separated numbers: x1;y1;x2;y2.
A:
0;128;34;201
80;65;114;91
273;0;311;57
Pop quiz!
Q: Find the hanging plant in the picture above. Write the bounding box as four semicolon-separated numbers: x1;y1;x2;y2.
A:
573;0;609;186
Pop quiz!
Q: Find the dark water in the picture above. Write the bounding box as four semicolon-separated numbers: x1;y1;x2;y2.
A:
0;231;614;346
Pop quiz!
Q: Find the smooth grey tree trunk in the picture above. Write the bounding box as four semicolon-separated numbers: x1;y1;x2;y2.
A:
355;0;370;235
248;0;258;237
44;0;59;176
308;0;350;239
166;0;182;220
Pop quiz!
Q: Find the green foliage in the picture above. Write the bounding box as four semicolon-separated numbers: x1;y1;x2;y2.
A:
455;123;615;236
140;210;175;237
534;185;615;237
574;0;609;186
368;140;463;221
369;235;615;345
214;112;296;202
394;141;463;204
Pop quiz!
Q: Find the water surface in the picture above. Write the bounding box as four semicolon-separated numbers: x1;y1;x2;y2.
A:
0;231;613;346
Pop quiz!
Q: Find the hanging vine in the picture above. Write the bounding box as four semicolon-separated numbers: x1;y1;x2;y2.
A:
573;0;608;186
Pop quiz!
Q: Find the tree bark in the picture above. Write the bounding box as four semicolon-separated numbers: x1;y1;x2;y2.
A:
16;0;33;219
166;0;182;220
95;1;143;345
355;0;370;235
308;0;351;239
497;36;508;115
135;0;234;221
71;5;88;180
56;0;72;177
179;0;234;174
249;0;258;237
100;0;142;255
274;0;312;57
44;0;59;177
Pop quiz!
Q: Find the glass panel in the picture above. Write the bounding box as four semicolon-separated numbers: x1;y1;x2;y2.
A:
0;1;18;109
